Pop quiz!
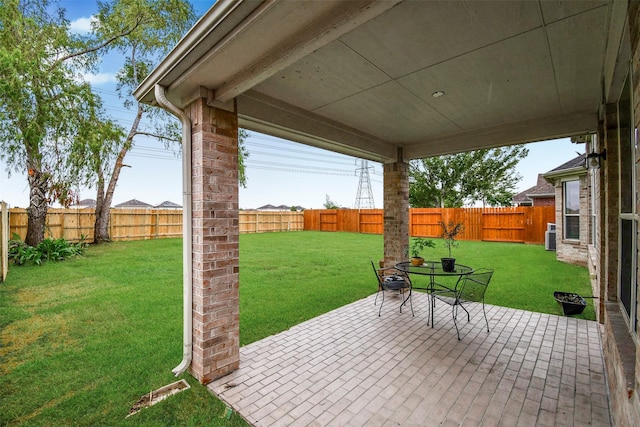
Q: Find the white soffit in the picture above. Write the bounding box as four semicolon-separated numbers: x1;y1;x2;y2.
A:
136;0;623;162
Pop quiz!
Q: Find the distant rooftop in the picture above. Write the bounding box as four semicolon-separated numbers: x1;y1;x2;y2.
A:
154;200;182;209
72;198;96;208
255;204;304;211
114;198;153;208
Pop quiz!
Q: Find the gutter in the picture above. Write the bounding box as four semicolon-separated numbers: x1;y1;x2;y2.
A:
154;85;193;376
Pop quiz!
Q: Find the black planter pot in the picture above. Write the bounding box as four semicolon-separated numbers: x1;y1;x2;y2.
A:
441;257;456;272
554;291;587;315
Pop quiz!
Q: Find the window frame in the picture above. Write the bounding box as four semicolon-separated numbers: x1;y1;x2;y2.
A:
563;179;580;241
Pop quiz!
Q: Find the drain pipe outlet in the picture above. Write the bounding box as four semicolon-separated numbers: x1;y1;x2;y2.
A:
154;85;193;376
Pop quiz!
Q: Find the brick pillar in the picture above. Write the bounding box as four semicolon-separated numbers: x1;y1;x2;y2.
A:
188;97;240;383
383;154;409;268
603;103;619;302
595;121;606;323
629;1;640;404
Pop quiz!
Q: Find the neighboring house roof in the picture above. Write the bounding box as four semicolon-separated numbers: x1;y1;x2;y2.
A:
72;198;97;208
255;204;305;211
527;175;555;198
114;199;153;208
154;200;182;208
256;204;278;210
513;174;555;205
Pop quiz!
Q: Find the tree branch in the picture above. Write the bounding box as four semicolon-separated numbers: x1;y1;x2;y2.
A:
48;17;143;71
132;131;180;143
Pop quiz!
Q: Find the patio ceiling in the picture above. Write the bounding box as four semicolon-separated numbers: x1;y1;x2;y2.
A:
134;0;628;163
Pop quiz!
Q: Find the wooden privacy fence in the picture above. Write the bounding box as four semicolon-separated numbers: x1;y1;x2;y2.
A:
9;208;184;242
7;207;553;244
304;206;556;244
1;202;8;281
239;211;304;233
8;209;304;242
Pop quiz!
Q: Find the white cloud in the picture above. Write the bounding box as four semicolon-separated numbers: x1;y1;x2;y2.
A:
83;72;117;85
69;16;97;34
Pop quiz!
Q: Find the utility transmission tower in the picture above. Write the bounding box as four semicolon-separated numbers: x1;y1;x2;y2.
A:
354;159;375;209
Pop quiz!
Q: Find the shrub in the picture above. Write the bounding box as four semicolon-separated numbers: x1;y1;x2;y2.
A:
410;237;436;258
8;233;87;265
439;220;465;258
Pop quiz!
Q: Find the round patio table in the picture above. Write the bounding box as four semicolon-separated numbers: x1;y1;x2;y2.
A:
395;260;474;328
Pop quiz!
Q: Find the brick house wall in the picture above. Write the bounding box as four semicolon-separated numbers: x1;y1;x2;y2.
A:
600;3;640;424
532;196;555;207
552;174;589;267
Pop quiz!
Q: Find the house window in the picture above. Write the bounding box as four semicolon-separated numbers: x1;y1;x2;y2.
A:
563;180;580;240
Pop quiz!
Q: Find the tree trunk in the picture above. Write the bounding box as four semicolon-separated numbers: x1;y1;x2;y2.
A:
93;104;143;243
25;167;49;246
93;176;111;243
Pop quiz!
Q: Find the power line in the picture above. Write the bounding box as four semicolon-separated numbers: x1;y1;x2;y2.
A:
249;149;356;167
245;160;355;175
246;165;357;177
246;140;358;161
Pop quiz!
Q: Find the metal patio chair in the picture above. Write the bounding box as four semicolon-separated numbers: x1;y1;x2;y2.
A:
433;268;493;340
371;259;413;317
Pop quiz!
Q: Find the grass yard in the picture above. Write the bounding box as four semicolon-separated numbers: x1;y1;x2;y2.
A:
1;231;594;426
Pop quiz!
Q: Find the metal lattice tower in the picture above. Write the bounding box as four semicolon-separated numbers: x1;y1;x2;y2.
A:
354;159;375;209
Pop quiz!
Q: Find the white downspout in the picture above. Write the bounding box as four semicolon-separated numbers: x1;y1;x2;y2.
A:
154;85;193;376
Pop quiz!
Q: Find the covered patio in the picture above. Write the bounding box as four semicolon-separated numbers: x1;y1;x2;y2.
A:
208;294;609;426
134;1;639;424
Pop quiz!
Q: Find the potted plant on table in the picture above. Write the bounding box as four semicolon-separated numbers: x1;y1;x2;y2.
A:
410;237;435;266
440;220;465;272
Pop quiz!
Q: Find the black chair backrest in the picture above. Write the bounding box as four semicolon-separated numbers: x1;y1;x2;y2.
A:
459;268;493;302
370;259;383;286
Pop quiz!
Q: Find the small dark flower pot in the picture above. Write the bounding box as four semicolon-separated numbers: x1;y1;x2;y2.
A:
441;257;456;272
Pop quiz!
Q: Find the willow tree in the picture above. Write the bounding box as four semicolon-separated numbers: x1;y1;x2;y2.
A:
0;0;192;245
77;0;196;243
0;0;117;245
87;0;251;242
409;146;529;208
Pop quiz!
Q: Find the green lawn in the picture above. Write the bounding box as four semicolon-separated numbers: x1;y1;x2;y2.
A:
1;231;594;426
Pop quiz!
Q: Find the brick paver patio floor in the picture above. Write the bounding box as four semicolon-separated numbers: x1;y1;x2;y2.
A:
208;291;611;426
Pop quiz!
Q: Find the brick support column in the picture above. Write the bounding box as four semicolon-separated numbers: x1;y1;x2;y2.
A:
603;103;620;301
595;120;606;323
383;157;409;268
188;97;240;383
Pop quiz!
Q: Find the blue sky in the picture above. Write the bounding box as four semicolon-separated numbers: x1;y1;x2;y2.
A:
1;1;584;209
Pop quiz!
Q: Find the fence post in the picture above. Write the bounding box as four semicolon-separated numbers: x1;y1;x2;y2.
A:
110;210;114;241
57;210;63;240
1;201;8;282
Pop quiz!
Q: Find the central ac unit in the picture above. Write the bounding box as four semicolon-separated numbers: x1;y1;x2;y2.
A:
547;223;556;232
545;230;557;251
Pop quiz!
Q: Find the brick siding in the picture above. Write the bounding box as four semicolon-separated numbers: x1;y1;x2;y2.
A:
383;160;409;268
188;98;240;384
